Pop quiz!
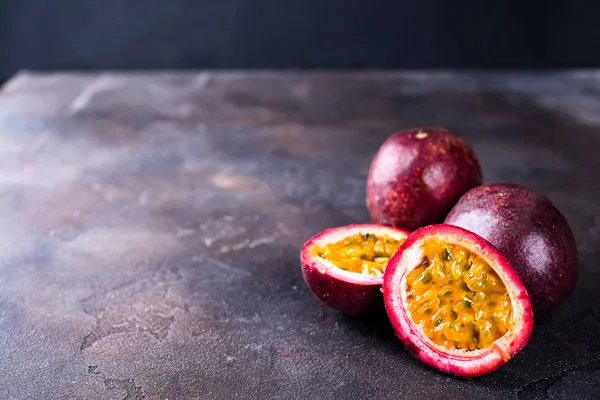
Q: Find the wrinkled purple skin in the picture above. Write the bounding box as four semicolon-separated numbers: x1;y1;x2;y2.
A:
367;127;482;231
445;183;578;315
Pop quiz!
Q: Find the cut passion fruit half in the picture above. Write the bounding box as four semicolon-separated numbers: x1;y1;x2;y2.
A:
300;224;410;316
383;224;533;377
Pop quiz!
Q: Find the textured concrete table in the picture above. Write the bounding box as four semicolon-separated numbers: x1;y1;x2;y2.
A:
0;72;599;399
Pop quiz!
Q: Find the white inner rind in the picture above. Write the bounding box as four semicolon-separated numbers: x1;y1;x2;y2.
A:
392;235;527;359
308;225;408;285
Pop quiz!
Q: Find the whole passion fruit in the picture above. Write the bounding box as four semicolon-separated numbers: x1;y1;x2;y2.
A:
300;224;410;316
445;183;578;315
384;224;533;377
366;127;482;231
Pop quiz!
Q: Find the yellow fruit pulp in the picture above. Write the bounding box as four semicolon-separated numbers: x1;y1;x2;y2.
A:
405;239;513;351
312;233;404;276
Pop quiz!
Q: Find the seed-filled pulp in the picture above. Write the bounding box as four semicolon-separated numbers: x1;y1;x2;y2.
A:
406;239;513;351
312;233;404;276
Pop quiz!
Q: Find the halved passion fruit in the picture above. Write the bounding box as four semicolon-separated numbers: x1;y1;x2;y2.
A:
300;224;410;316
383;224;533;377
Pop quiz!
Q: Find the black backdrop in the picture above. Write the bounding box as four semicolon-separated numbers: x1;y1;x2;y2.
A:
1;0;598;80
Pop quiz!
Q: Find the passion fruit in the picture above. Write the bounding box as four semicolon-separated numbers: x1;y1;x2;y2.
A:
300;224;410;316
383;224;533;377
366;127;482;231
445;183;578;315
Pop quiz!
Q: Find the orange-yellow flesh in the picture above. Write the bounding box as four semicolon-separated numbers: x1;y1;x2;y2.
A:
311;233;404;276
405;239;513;351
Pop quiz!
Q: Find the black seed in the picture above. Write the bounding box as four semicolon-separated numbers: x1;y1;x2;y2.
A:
442;248;450;260
473;330;480;344
422;272;433;284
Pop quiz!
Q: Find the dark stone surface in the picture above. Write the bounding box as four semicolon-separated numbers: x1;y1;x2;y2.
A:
0;71;598;399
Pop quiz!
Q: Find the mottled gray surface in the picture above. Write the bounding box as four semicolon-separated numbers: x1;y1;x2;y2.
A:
0;71;598;399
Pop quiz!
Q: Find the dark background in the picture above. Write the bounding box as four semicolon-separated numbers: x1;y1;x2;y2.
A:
1;0;600;81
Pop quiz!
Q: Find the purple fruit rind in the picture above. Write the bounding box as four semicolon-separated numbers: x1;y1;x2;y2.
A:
367;127;482;231
384;224;534;377
300;224;410;316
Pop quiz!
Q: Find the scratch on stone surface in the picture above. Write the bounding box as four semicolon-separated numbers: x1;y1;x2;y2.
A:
203;227;247;247
203;237;216;247
176;228;196;238
68;74;115;114
277;222;292;236
205;257;250;277
248;237;275;248
219;237;275;253
210;173;259;192
104;377;145;400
